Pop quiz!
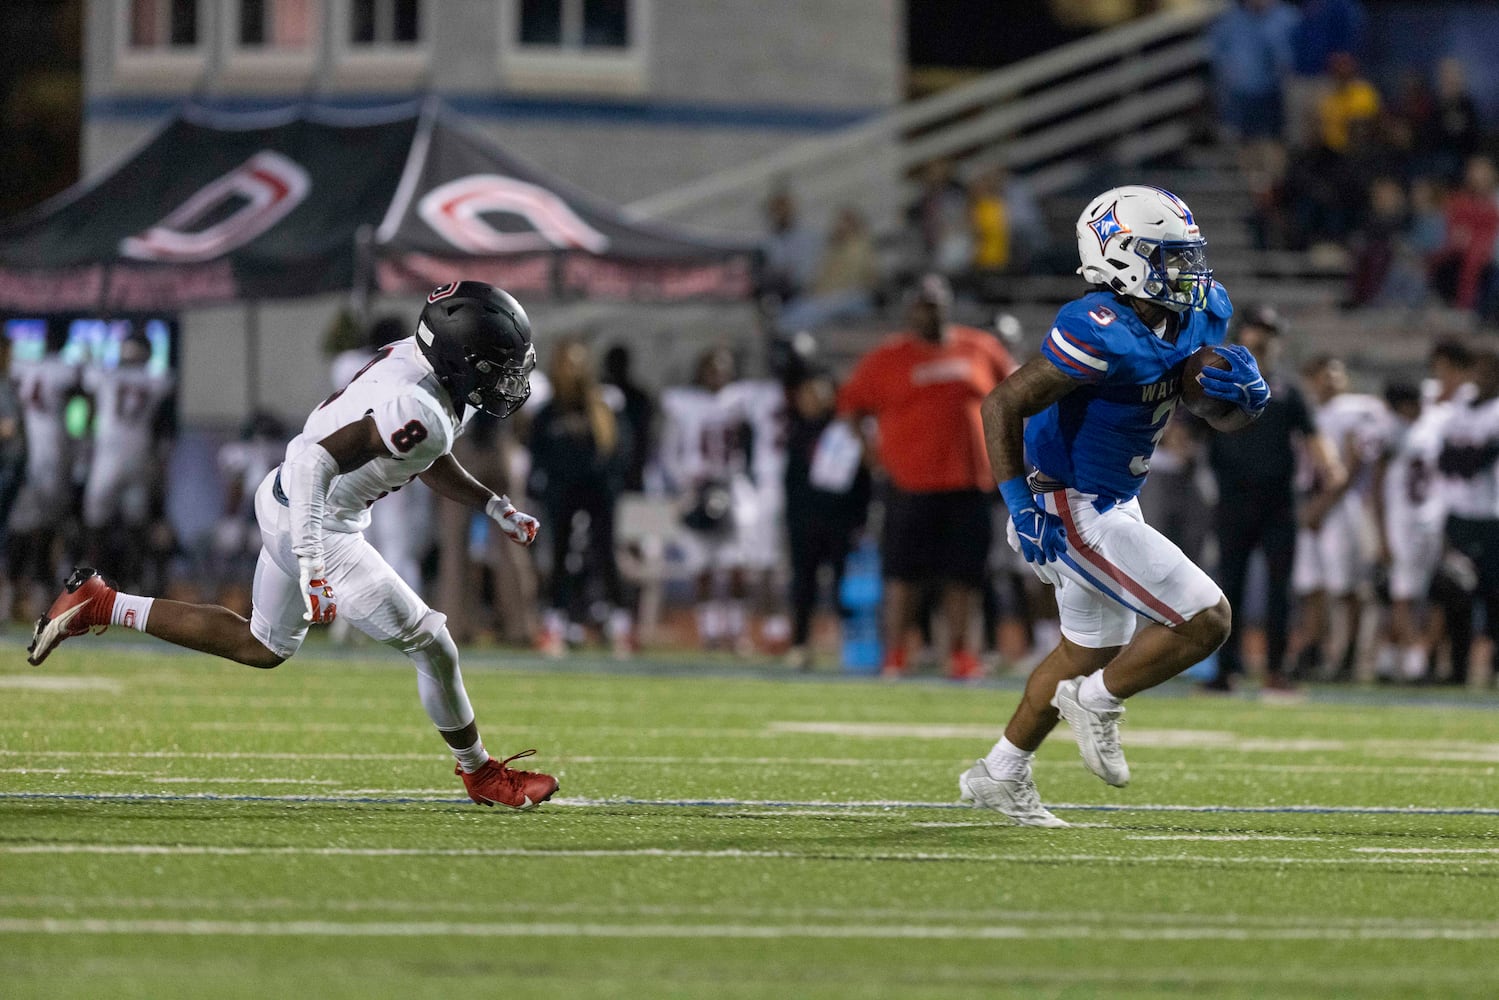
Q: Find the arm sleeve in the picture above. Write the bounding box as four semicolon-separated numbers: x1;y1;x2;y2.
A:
283;443;340;562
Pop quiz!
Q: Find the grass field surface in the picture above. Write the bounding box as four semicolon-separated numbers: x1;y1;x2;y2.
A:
3;637;1498;998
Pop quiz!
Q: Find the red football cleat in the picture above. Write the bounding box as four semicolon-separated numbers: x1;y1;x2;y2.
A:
456;749;559;810
27;567;117;666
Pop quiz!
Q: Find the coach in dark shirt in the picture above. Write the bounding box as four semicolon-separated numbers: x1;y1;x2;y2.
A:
1204;305;1336;690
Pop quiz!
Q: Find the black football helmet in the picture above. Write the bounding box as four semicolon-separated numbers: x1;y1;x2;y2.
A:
416;281;536;418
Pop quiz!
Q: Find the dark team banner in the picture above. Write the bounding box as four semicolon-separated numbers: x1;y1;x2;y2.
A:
0;104;753;311
0;111;415;311
373;111;754;302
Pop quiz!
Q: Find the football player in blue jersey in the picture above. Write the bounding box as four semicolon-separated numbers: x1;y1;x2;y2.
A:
959;186;1270;826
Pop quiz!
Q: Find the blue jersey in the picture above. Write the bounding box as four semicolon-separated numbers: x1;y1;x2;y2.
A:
1026;285;1233;503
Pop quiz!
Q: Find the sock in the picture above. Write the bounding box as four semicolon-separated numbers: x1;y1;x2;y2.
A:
723;600;746;640
109;593;153;632
697;601;724;643
1078;671;1124;712
450;737;490;774
984;736;1033;780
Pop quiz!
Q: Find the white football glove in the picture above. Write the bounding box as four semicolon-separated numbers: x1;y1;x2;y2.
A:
297;555;337;624
487;494;540;547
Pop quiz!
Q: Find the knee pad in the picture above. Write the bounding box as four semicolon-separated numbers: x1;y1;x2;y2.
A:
385;610;449;656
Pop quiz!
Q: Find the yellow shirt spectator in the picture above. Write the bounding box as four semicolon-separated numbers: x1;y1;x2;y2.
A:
971;191;1010;271
1320;78;1380;152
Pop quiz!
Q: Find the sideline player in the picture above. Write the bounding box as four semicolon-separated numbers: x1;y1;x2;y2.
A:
659;348;751;650
7;320;82;617
27;282;559;810
960;186;1269;826
1293;356;1390;679
81;333;175;590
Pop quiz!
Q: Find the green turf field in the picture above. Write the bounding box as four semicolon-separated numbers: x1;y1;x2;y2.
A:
3;639;1498;999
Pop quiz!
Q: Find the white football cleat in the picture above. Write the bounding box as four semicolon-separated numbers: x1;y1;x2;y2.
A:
958;759;1069;828
1051;677;1130;787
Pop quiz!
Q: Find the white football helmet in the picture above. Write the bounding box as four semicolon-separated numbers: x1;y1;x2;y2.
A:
1075;185;1212;313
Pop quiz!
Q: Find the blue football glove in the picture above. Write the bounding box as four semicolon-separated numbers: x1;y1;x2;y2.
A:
1197;344;1271;417
999;477;1066;565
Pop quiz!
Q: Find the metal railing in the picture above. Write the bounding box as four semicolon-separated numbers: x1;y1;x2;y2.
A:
627;2;1225;233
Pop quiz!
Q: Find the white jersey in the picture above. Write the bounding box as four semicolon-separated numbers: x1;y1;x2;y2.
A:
11;357;80;489
1439;393;1499;520
719;379;789;491
1316;392;1391;503
658;385;744;490
1384;395;1461;537
283;337;470;534
84;366;173;460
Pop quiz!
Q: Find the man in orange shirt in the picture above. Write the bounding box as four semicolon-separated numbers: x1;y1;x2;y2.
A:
838;275;1018;679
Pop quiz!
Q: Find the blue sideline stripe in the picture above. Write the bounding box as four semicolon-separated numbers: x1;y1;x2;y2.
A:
85;93;879;131
5;792;1499;817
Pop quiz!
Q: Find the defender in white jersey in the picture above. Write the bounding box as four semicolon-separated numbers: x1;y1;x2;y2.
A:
1293;356;1391;677
659;348;751;648
7;340;83;608
82;335;174;532
27;282;559;810
718;375;792;648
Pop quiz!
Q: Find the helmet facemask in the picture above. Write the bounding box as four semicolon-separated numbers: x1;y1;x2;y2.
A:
1137;238;1212;313
466;342;536;418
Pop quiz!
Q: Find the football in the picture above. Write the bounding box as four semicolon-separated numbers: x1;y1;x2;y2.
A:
1179;346;1235;421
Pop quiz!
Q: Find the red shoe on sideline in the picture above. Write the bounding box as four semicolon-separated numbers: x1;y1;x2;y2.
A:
948;649;985;681
879;647;908;680
27;567;117;666
457;750;559;810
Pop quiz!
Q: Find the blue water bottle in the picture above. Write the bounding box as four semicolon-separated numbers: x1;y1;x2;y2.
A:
839;538;883;674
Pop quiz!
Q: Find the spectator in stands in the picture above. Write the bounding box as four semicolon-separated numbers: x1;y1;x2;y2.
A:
1287;0;1368;148
783;365;871;671
529;338;632;659
836;274;1017;680
1437;348;1499;687
776;205;881;332
1210;0;1299;218
758;188;822;307
601;343;654;493
969;167;1011;276
1422;58;1482;185
1318;53;1380;155
1430;156;1499;313
1202;305;1341;692
1348;177;1427;307
911;159;972;278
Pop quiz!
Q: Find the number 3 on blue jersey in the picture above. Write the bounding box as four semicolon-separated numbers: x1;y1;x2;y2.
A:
1129;398;1179;477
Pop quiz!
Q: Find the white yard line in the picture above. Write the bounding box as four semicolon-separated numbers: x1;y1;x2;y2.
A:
3;843;1497;866
1;748;1496;776
0;675;122;692
1352;847;1499;855
1124;834;1329;842
3;916;1499;941
7;895;1487;931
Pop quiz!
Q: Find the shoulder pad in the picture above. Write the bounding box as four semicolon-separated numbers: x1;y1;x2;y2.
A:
1205;281;1233;321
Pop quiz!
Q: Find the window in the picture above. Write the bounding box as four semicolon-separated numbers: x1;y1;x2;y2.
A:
517;0;630;50
237;0;316;48
128;0;198;49
499;0;647;93
350;0;420;45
